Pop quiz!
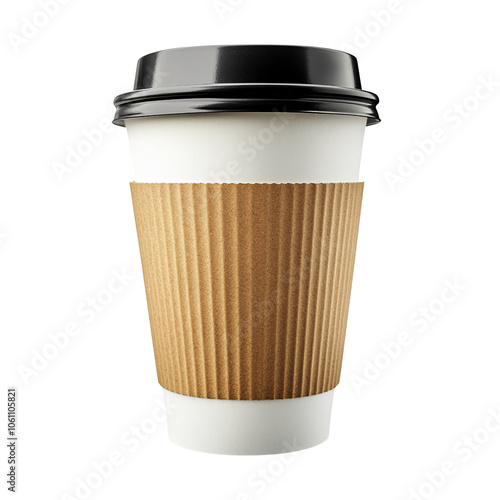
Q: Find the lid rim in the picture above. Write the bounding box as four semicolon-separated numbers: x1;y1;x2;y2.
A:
114;83;379;105
113;98;380;127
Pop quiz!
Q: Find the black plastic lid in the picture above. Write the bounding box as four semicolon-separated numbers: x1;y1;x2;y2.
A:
113;45;380;127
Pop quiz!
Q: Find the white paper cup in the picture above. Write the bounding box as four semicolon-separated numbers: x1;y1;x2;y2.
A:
114;45;380;455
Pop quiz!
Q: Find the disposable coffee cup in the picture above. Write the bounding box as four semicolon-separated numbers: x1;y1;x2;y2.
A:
113;45;380;455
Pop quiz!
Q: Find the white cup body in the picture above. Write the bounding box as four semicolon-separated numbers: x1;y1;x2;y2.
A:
126;112;366;455
126;112;366;183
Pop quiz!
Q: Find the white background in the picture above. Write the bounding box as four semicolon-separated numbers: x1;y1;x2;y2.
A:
2;1;500;499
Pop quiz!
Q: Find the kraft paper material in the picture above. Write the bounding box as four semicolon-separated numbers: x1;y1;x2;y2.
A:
130;182;364;400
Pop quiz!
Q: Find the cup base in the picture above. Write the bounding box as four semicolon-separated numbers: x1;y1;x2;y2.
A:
164;388;334;455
